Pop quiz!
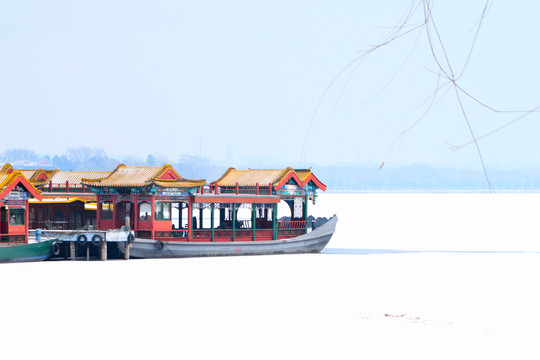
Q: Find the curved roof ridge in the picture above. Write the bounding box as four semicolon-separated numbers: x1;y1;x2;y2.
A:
211;167;236;185
275;167;295;184
82;164;204;188
0;170;43;200
0;163;14;174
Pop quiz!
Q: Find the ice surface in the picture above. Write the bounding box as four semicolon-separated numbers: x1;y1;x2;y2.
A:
3;193;540;359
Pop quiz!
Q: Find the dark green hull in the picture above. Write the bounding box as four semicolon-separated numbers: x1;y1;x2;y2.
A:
0;240;55;263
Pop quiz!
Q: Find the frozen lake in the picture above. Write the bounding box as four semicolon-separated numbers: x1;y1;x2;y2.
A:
3;192;540;359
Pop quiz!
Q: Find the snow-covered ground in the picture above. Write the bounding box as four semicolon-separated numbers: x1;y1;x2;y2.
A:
3;193;540;359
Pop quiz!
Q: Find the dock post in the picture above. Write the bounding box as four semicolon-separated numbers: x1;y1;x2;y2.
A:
86;243;89;261
100;241;107;261
124;242;130;260
70;241;76;260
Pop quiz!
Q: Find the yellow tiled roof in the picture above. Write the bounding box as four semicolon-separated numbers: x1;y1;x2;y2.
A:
0;163;14;174
30;169;55;182
0;174;10;191
0;172;26;192
0;171;43;200
213;168;291;187
5;168;58;186
82;164;205;188
212;167;326;190
214;167;313;187
294;169;313;182
48;170;110;187
20;170;37;179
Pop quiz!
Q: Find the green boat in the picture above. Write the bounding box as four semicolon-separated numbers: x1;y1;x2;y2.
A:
0;239;56;263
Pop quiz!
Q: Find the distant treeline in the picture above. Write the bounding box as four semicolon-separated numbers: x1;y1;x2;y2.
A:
2;148;540;191
317;165;540;191
0;147;227;182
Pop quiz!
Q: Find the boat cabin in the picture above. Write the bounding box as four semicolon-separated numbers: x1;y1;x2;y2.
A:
27;170;110;230
83;165;326;243
81;164;206;239
28;198;96;230
202;167;327;241
0;171;43;243
0;164;110;231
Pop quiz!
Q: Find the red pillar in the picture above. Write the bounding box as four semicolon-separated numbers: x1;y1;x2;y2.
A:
256;183;259;195
24;199;29;243
150;195;155;240
49;181;52;192
188;197;192;242
112;194;117;229
236;182;239;195
96;194;101;230
134;195;138;236
66;181;69;193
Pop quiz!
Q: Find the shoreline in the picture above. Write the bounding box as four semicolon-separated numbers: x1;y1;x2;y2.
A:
327;189;540;194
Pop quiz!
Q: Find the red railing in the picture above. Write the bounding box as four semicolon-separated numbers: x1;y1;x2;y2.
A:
278;221;307;229
191;229;274;241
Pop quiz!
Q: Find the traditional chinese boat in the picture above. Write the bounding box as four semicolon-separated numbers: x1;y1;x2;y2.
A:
81;165;336;259
0;168;56;262
122;215;337;258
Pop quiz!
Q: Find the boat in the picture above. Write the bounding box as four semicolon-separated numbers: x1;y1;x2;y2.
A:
1;169;57;262
121;215;337;258
0;239;57;263
79;165;336;259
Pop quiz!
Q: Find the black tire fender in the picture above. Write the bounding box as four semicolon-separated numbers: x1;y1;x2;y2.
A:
156;240;164;250
92;234;103;246
50;241;61;256
77;234;88;246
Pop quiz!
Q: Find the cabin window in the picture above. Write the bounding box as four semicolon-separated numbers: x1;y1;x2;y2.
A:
139;202;151;221
101;201;113;220
54;210;65;222
155;202;171;221
9;209;25;225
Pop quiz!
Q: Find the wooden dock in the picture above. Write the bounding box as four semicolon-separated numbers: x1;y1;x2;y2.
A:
29;229;132;261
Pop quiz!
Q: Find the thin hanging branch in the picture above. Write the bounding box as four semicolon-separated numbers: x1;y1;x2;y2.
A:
303;0;538;191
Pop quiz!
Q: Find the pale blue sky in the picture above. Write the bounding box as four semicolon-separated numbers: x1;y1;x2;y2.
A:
1;1;538;169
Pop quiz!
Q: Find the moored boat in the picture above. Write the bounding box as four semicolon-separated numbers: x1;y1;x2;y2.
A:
1;169;56;262
80;165;336;259
121;215;337;258
0;239;56;263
